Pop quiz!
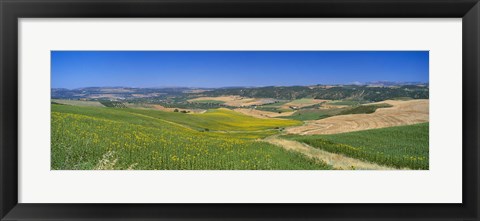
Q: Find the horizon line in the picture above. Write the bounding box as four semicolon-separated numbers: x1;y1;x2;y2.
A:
51;82;430;90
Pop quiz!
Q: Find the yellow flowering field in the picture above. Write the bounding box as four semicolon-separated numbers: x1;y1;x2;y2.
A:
51;104;330;170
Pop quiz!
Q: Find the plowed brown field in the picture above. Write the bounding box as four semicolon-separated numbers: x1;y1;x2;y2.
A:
233;108;295;118
286;99;429;135
188;96;275;107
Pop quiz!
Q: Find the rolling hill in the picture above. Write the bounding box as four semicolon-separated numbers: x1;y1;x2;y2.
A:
51;104;328;170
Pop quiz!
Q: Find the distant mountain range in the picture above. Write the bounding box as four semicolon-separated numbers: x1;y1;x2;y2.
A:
52;82;429;102
351;81;428;87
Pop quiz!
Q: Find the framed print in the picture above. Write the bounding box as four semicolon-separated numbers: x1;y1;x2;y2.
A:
1;0;479;220
49;50;429;171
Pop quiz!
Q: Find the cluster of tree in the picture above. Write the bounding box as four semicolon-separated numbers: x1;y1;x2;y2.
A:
173;109;190;113
201;85;428;102
162;102;225;109
313;86;428;102
99;100;127;108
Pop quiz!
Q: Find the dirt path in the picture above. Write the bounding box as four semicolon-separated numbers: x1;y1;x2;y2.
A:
286;99;428;135
264;136;395;170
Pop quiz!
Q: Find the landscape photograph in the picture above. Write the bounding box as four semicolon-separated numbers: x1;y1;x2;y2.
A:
51;51;429;170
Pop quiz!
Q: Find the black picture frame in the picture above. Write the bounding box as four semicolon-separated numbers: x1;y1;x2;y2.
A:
1;0;479;220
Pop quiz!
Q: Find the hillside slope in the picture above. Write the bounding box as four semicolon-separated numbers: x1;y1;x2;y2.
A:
286;99;428;135
51;104;327;170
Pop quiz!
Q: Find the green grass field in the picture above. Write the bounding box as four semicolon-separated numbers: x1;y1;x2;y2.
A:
287;98;316;104
280;108;347;121
280;103;391;121
337;103;392;115
122;107;302;133
51;104;330;170
283;123;429;169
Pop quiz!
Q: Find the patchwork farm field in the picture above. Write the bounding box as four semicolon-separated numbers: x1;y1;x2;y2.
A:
286;99;429;135
122;107;301;133
52;96;429;170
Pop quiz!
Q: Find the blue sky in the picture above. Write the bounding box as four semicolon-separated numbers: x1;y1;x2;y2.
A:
51;51;429;89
